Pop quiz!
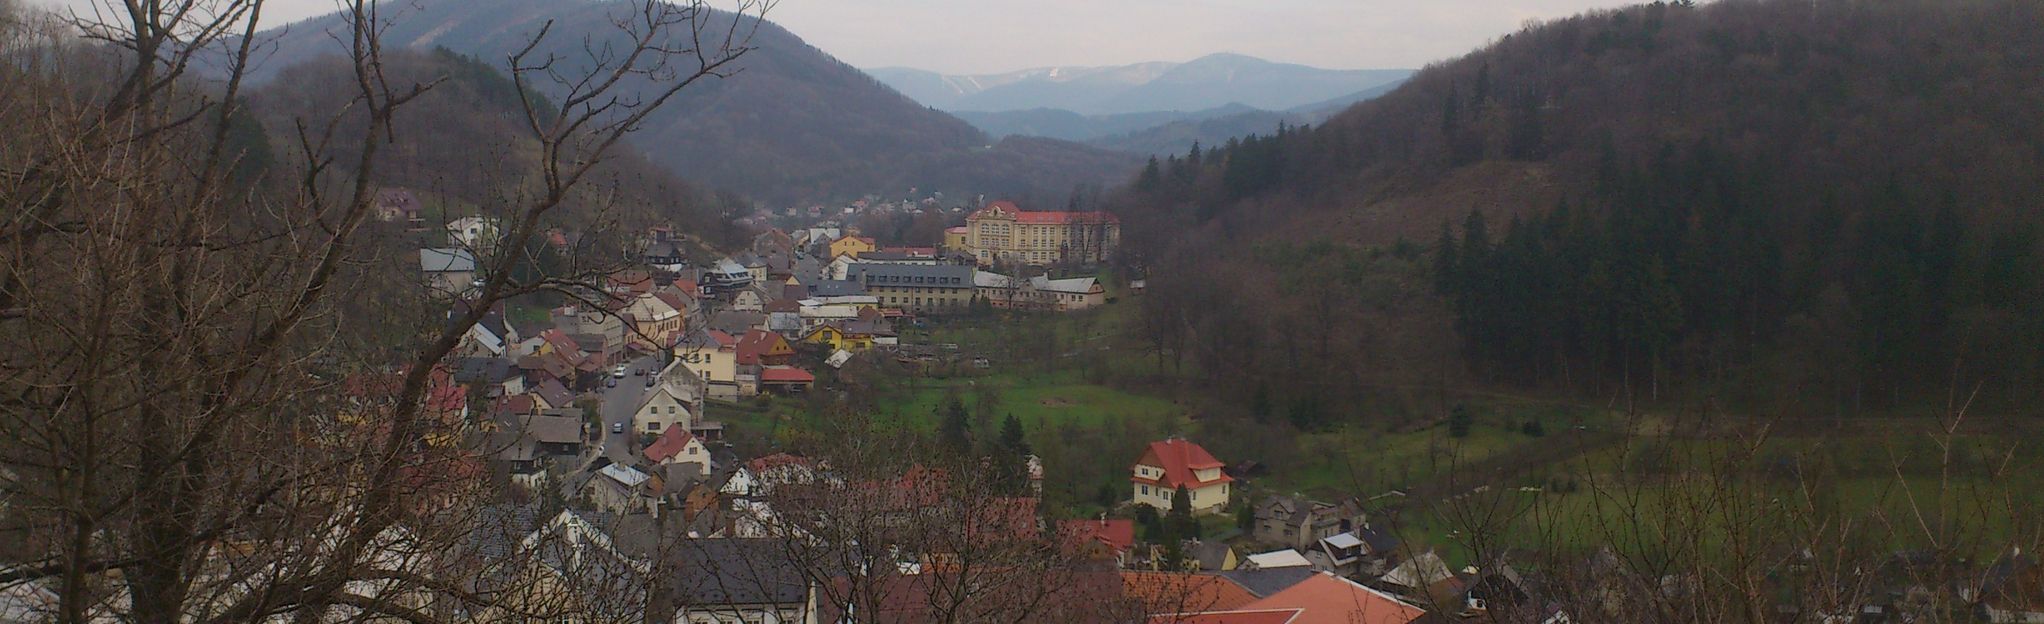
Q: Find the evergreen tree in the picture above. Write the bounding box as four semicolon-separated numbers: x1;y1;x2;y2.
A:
1136;156;1162;191
1434;219;1460;294
1169;485;1199;539
939;395;971;455
1135;503;1162;538
999;412;1029;455
1448;404;1473;438
1160;535;1187;572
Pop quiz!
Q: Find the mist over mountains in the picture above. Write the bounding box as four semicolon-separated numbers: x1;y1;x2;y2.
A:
869;54;1410;115
253;0;1138;205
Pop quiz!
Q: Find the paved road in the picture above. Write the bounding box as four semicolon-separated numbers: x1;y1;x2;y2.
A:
591;353;665;465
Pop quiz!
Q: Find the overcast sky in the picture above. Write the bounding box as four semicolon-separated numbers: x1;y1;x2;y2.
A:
42;0;1643;73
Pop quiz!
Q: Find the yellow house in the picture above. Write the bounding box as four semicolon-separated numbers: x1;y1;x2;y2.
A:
675;331;739;401
828;235;877;260
943;226;969;253
803;324;874;352
1131;439;1232;515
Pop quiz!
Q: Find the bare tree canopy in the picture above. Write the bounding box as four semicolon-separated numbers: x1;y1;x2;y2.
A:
0;0;767;620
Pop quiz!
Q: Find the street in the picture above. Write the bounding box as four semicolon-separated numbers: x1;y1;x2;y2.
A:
591;353;666;465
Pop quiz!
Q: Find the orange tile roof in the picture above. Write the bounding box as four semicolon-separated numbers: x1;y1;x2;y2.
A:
1150;609;1302;624
1241;572;1425;624
1122;572;1259;615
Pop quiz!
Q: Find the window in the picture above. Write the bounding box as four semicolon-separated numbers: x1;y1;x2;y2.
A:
647;422;661;431
1140;485;1149;496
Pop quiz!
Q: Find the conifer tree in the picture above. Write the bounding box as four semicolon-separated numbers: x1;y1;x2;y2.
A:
940;395;971;455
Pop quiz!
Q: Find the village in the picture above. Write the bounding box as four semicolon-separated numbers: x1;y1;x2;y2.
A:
381;191;1571;623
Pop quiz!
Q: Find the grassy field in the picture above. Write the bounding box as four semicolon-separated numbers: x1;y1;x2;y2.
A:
874;369;1184;432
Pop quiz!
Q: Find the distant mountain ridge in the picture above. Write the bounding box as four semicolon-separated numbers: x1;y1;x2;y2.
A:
871;54;1411;115
253;0;1138;205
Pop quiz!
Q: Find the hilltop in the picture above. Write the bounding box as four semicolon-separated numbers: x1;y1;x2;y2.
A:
256;0;1136;204
1110;0;2044;414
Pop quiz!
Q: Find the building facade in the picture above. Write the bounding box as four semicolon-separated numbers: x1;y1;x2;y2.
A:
963;200;1120;267
1131;439;1233;515
973;272;1107;312
846;263;974;315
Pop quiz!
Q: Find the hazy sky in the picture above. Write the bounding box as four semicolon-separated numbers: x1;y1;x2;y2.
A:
42;0;1643;73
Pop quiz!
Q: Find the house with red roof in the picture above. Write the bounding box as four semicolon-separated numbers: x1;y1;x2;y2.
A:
642;423;708;467
1060;518;1138;564
1132;439;1233;515
734;328;794;367
758;366;815;393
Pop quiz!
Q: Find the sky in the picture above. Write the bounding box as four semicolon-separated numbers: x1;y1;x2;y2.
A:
41;0;1644;73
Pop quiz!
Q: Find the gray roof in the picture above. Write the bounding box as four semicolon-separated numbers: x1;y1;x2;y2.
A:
452;357;516;384
675;328;722;350
1215;567;1318;597
807;280;867;297
656;539;811;607
1191;540;1235;571
846;263;972;286
707;311;767;334
419;248;476;273
493;431;539;463
513;413;583;445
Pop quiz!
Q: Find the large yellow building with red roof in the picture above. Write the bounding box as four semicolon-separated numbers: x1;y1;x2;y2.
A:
1132;438;1233;515
963;200;1120;266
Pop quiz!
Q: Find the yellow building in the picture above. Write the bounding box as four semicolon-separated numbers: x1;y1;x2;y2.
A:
943;226;969;253
847;264;974;315
828;235;877;260
803;324;875;351
963;200;1120;267
1130;439;1232;515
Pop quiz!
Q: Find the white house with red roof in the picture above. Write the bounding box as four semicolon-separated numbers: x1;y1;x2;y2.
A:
642;423;707;466
1131;438;1233;515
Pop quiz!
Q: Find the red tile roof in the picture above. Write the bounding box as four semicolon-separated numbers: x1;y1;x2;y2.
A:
1240;572;1425;624
1134;439;1232;489
642;423;698;463
735;329;791;365
973;200;1120;225
1015;210;1120;224
1060;518;1137;555
759;366;815;383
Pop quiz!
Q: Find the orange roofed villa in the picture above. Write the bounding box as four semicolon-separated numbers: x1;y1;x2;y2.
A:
1132;438;1232;515
963;200;1120;267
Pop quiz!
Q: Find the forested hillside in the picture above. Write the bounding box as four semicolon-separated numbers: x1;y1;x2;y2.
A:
1112;0;2044;418
257;0;1136;204
249;48;748;247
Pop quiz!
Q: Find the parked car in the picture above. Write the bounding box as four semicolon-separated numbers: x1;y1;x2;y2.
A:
634;368;645;377
612;366;626;378
605;378;617;388
610;422;624;434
